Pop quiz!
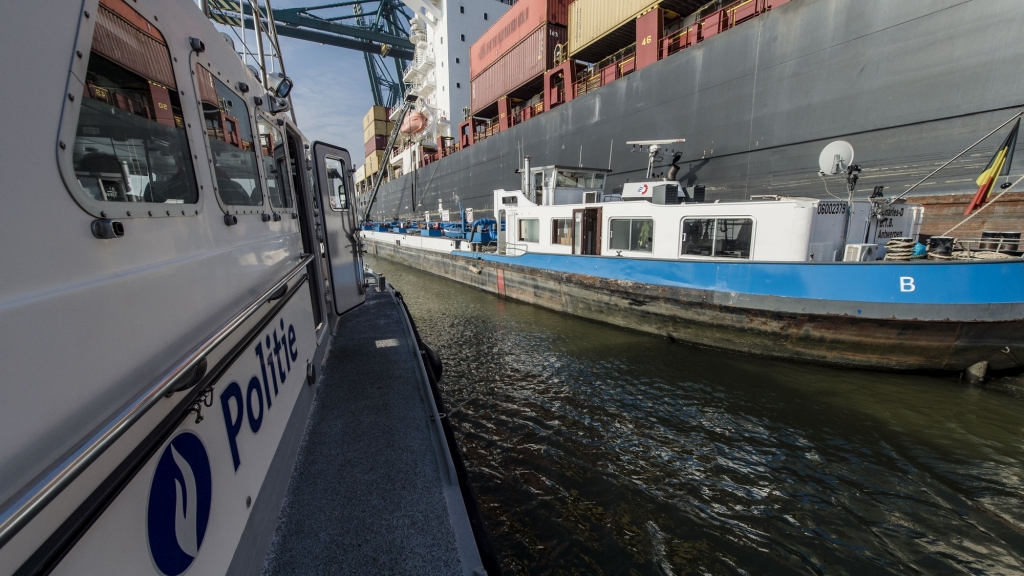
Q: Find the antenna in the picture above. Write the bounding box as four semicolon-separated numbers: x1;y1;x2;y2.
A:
627;139;685;180
579;145;583;168
607;139;613;170
818;141;855;175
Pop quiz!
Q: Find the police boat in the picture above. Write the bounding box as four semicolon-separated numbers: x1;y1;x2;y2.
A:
0;1;492;574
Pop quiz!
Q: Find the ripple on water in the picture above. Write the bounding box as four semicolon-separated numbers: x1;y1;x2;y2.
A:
370;257;1024;575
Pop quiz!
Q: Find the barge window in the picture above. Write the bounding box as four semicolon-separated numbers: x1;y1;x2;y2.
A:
72;0;198;205
519;218;539;243
258;116;292;208
325;157;348;210
609;218;653;252
552;218;572;245
681;218;752;258
555;170;602;189
196;65;262;206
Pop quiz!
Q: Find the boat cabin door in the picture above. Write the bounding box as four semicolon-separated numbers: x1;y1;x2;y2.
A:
573;208;602;255
497;209;506;254
312;142;365;315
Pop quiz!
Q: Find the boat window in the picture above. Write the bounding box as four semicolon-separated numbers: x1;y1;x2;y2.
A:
609;218;653;252
551;218;572;245
195;64;263;206
72;0;198;207
325;157;348;210
715;219;753;258
681;218;753;258
519;218;539;242
555;170;599;188
681;218;715;256
257;116;292;209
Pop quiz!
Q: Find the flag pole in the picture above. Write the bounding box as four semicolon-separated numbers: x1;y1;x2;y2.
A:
888;110;1023;205
942;172;1024;237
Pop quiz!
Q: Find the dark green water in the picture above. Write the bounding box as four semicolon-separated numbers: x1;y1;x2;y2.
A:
368;256;1024;575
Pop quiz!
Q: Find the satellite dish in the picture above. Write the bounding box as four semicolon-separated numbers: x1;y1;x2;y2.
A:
818;141;855;175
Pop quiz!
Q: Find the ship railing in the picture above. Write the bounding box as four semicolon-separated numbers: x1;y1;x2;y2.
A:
662;0;775;58
502;242;529;257
954;237;1023;256
574;43;636;97
510;93;544;126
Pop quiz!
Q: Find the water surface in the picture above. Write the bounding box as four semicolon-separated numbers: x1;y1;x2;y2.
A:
369;256;1024;575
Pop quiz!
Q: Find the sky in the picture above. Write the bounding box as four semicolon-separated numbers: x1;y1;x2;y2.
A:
277;35;377;162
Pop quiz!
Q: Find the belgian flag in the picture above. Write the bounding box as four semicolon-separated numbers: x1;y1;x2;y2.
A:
965;119;1019;215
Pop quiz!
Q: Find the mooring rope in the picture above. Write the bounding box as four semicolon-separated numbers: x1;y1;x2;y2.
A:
883;238;916;261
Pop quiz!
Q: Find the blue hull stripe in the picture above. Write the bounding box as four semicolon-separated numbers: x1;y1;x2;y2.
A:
455;252;1024;306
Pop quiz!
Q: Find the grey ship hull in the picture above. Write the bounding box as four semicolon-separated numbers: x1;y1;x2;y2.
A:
370;0;1024;221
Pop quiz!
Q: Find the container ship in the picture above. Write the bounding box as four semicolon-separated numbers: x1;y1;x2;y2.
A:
358;0;1024;238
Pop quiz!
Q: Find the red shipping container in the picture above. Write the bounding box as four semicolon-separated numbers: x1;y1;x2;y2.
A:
471;24;567;114
363;134;388;157
470;0;570;79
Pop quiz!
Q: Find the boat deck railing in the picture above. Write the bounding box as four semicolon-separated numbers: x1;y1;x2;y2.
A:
500;242;529;256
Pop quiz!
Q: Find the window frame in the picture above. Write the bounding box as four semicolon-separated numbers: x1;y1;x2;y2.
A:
551;217;572;246
57;0;204;219
255;111;297;214
679;216;756;259
194;62;270;216
323;155;350;211
518;218;540;243
608;217;655;253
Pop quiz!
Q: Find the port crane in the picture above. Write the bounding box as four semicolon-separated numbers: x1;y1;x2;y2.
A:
203;0;413;108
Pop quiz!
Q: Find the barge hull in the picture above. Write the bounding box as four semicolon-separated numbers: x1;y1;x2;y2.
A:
366;239;1024;372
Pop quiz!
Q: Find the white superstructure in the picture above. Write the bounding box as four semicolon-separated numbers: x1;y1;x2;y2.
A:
492;165;924;262
391;0;510;174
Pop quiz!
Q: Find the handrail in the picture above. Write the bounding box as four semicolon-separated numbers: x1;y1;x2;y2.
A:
0;254;314;549
503;242;530;256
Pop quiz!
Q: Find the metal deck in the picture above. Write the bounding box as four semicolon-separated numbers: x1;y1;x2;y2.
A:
261;287;485;575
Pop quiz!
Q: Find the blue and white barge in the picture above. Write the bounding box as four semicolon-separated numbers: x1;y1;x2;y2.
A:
362;153;1024;374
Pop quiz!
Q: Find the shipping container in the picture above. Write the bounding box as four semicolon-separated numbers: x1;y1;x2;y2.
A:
363;120;394;143
362;105;389;130
472;24;567;114
470;0;570;79
94;1;176;89
365;150;385;176
363;134;389;157
567;0;658;56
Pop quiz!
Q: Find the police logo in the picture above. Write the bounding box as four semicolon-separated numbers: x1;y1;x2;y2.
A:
147;431;212;576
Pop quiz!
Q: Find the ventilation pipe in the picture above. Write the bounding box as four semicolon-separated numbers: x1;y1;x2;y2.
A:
521;155;532;202
667;152;681;181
